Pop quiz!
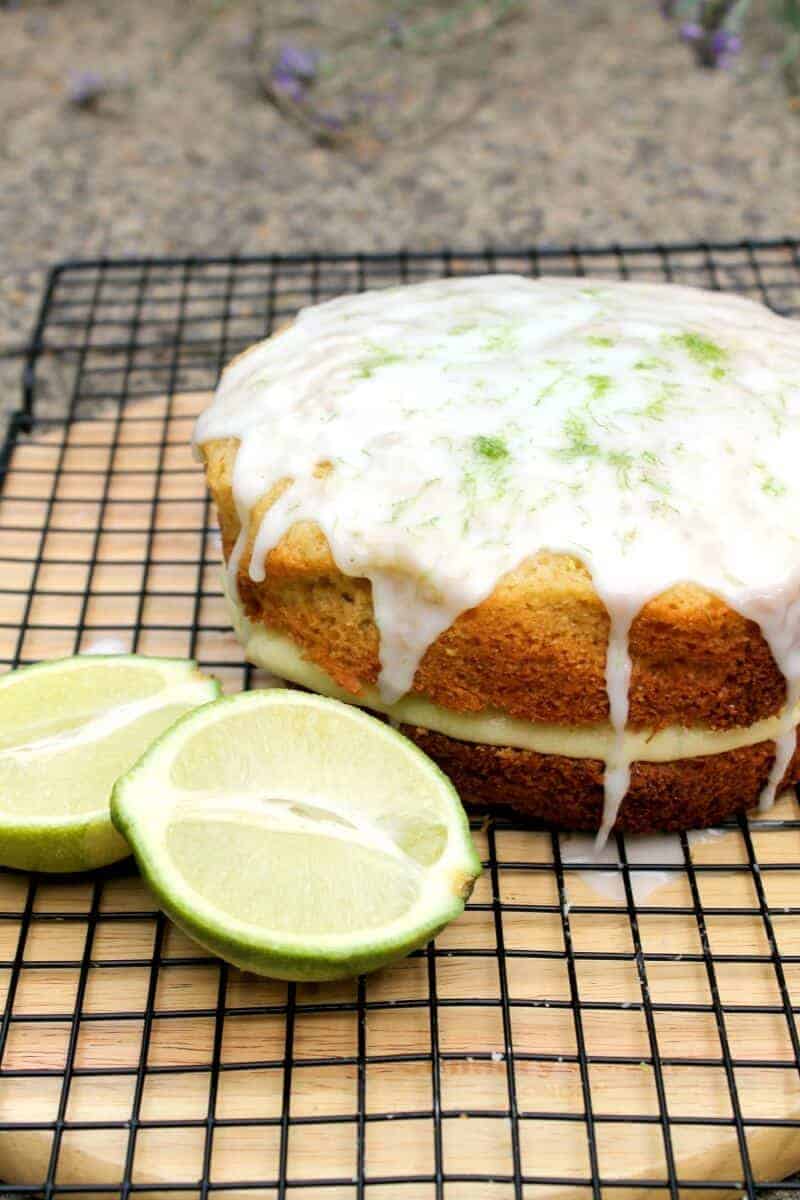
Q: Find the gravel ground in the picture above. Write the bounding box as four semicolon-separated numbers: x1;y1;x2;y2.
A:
2;0;800;419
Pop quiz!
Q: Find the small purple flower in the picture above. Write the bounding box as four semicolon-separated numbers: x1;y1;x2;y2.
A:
665;1;747;71
276;44;319;82
66;70;106;108
270;44;320;103
710;28;742;59
271;69;305;101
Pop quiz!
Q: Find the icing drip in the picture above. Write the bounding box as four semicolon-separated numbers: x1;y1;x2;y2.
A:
763;726;798;812
195;275;800;839
756;580;800;810
597;602;636;847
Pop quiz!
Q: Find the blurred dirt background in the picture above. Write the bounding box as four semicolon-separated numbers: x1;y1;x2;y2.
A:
1;0;799;416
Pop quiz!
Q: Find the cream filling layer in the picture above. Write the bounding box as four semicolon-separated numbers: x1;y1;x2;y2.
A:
225;584;799;765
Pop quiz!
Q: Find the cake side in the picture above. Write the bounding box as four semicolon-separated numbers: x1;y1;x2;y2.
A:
404;726;800;832
201;435;787;732
211;573;800;831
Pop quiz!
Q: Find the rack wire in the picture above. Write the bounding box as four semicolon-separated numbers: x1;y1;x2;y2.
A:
1;241;800;1199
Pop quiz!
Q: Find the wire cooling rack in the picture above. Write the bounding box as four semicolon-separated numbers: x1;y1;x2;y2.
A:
1;241;800;1199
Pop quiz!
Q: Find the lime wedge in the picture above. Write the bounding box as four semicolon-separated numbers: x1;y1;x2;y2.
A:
0;656;220;873
111;689;481;980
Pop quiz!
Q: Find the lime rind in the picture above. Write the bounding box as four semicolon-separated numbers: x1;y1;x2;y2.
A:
0;656;221;873
0;808;131;876
111;689;481;980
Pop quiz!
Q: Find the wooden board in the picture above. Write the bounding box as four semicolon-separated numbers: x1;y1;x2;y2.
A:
1;397;799;1198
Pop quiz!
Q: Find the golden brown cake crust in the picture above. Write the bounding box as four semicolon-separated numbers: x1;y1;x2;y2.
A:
403;727;800;833
200;436;788;731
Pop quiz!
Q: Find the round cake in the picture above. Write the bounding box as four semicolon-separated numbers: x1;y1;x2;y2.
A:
194;275;800;835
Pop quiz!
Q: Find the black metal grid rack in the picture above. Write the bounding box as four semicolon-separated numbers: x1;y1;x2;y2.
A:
1;240;800;1199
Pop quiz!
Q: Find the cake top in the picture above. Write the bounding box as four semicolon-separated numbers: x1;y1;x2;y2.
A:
195;274;800;834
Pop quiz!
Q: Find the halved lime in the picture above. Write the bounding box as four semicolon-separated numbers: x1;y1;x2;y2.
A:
0;656;220;873
111;690;481;980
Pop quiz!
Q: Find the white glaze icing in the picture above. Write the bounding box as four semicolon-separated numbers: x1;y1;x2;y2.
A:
195;275;800;838
560;827;727;904
84;636;130;655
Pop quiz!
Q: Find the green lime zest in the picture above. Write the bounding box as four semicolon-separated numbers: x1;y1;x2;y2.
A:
356;341;405;378
557;412;601;461
754;461;787;497
586;373;612;401
390;478;442;523
666;331;728;368
483;324;518;352
608;450;634;489
634;357;666;371
473;434;510;461
586;335;615;347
